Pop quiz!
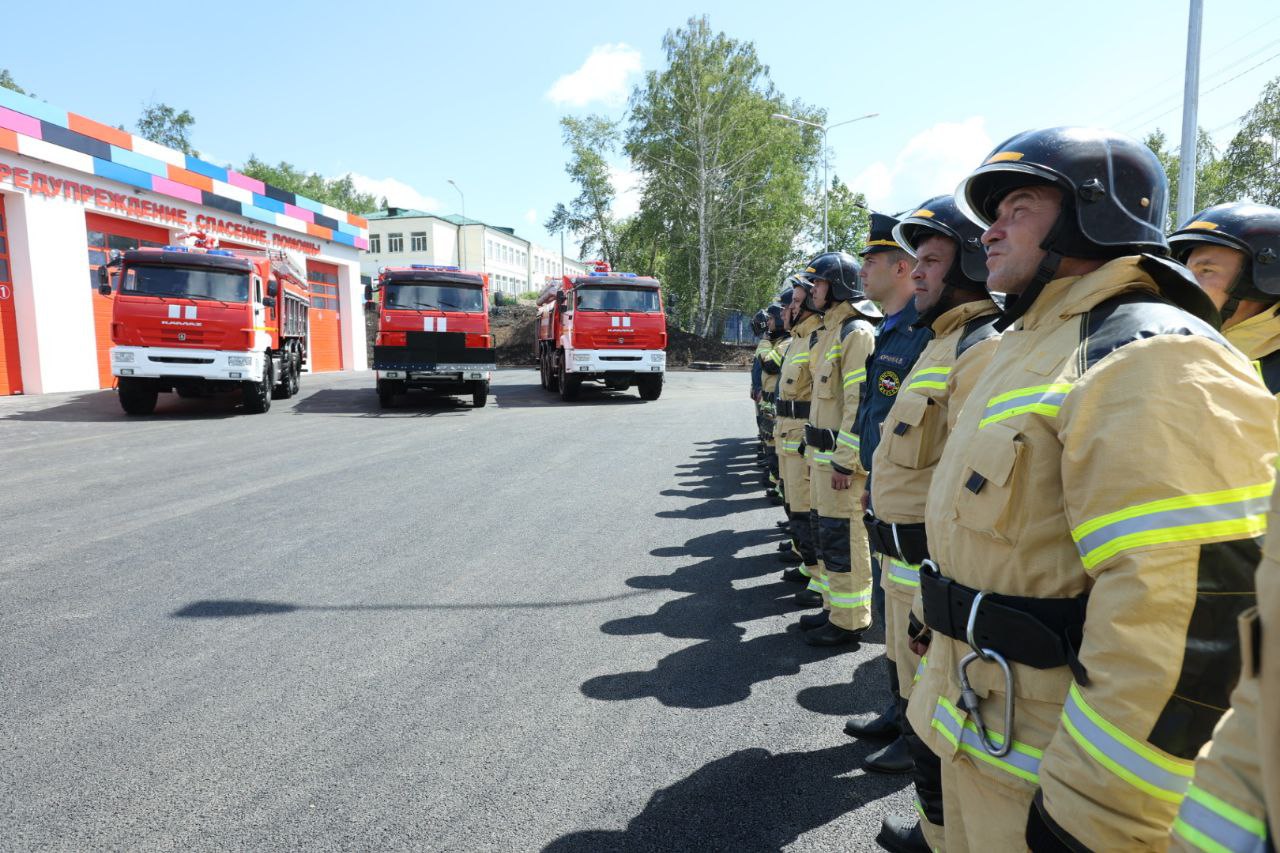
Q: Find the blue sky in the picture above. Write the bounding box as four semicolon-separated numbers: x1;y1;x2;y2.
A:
4;1;1279;255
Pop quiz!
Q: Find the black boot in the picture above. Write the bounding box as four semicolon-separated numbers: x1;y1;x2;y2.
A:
777;550;801;565
798;610;829;630
863;735;914;774
876;814;929;853
793;588;823;608
777;541;793;552
843;710;901;740
803;622;862;647
781;567;807;583
775;520;790;529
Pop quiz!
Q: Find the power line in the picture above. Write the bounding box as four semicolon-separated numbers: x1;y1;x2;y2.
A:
1121;48;1280;136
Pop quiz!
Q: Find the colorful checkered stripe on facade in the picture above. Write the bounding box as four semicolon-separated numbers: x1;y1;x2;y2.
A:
0;88;369;249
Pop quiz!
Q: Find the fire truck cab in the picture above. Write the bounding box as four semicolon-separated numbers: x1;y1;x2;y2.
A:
370;265;495;408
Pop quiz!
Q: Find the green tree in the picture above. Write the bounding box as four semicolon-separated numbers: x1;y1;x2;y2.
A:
1144;128;1229;228
1221;75;1280;207
0;69;30;96
546;115;621;266
625;16;822;335
137;102;197;155
238;156;379;213
801;173;870;258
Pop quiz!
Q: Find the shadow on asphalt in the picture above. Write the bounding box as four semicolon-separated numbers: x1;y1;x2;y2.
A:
288;387;476;418
542;742;909;852
581;438;855;709
488;381;648;409
169;589;657;618
795;652;893;719
0;389;243;422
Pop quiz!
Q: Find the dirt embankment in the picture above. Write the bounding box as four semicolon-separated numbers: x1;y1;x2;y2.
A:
365;302;752;368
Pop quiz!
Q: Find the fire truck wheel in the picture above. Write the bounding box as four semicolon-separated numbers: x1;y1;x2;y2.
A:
539;352;550;389
546;350;560;392
243;361;272;414
118;379;158;416
638;375;663;401
558;360;581;401
273;352;299;400
472;381;489;408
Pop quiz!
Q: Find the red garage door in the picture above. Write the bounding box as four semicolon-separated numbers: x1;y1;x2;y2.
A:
307;260;342;372
86;214;168;388
0;196;21;395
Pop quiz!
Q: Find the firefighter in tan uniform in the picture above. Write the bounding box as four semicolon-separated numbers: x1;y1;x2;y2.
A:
1163;203;1280;852
756;303;788;504
794;252;881;646
903;127;1278;852
861;195;1002;853
774;279;825;603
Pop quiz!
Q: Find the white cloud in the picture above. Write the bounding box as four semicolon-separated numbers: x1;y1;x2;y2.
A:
345;173;442;212
849;117;994;213
609;163;642;219
546;43;642;108
524;208;539;225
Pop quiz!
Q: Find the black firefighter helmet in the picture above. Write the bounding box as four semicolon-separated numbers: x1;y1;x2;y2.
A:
893;195;989;288
796;252;882;319
750;309;769;336
955;125;1215;325
1169;202;1280;304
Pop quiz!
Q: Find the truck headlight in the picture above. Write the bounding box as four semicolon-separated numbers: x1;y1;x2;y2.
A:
572;352;590;362
227;355;253;367
650;353;665;362
112;351;134;363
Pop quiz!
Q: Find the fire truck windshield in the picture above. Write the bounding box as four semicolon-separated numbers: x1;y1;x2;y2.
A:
384;283;484;312
123;264;250;302
576;287;661;312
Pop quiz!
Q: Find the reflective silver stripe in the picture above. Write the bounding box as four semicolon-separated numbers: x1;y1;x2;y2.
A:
1175;790;1267;853
887;559;920;587
1062;685;1192;801
983;389;1069;421
1073;495;1271;562
930;699;1042;782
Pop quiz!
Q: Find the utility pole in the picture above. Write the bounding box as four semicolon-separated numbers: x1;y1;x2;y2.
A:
448;179;467;270
771;112;878;252
1178;0;1204;226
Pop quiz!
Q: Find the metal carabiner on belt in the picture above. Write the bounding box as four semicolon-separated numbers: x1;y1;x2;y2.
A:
955;590;1015;758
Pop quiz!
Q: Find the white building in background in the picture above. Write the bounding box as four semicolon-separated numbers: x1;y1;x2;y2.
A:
360;207;587;296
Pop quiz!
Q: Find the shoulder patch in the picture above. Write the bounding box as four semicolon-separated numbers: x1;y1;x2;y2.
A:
956;314;1002;359
1257;349;1280;396
840;317;875;340
1079;293;1228;373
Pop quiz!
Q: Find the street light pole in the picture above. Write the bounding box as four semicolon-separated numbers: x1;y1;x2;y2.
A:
1177;0;1205;226
772;112;878;252
448;178;466;269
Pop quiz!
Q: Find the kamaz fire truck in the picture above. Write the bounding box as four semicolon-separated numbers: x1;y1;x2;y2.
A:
369;265;495;408
535;263;667;401
101;233;309;415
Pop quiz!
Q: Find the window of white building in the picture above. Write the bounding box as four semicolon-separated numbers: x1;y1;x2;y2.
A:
388;233;404;253
369;233;381;253
411;232;427;252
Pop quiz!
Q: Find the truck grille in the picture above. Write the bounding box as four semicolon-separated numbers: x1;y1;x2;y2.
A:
149;356;215;364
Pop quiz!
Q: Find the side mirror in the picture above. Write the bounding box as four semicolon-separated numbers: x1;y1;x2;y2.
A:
263;296;276;309
363;283;373;302
267;280;279;297
98;282;112;296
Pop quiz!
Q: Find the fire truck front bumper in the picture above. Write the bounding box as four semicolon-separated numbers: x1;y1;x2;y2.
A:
565;349;666;374
110;346;264;381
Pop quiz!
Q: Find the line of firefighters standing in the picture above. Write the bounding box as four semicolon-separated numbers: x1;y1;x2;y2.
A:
747;126;1280;853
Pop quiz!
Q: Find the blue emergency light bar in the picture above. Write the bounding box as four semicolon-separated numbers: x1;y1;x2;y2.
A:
587;271;639;278
409;264;461;271
163;245;190;252
208;249;235;256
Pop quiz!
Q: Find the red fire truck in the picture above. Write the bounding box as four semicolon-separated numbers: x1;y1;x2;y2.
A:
369;265;495;408
535;264;667;401
100;234;309;415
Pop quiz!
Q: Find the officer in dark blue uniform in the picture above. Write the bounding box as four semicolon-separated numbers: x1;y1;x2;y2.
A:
844;212;934;773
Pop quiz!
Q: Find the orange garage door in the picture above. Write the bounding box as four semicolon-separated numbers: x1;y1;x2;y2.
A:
306;260;342;372
0;196;21;395
86;213;169;388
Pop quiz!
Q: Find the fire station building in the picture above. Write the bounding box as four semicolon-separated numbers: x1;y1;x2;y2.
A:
0;87;370;396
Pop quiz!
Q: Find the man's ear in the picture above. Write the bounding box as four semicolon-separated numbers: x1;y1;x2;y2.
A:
897;258;913;276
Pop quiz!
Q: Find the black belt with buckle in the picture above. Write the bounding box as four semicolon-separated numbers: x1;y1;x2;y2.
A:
803;424;836;451
919;561;1089;684
863;512;930;563
776;399;810;419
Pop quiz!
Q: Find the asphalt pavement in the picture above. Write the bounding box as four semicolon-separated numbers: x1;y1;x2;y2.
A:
0;369;912;851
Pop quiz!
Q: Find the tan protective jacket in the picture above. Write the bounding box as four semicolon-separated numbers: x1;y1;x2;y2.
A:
806;301;876;475
774;314;823;458
1227;304;1280;401
1263;481;1280;848
1169;303;1280;851
908;257;1278;850
760;337;784;398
